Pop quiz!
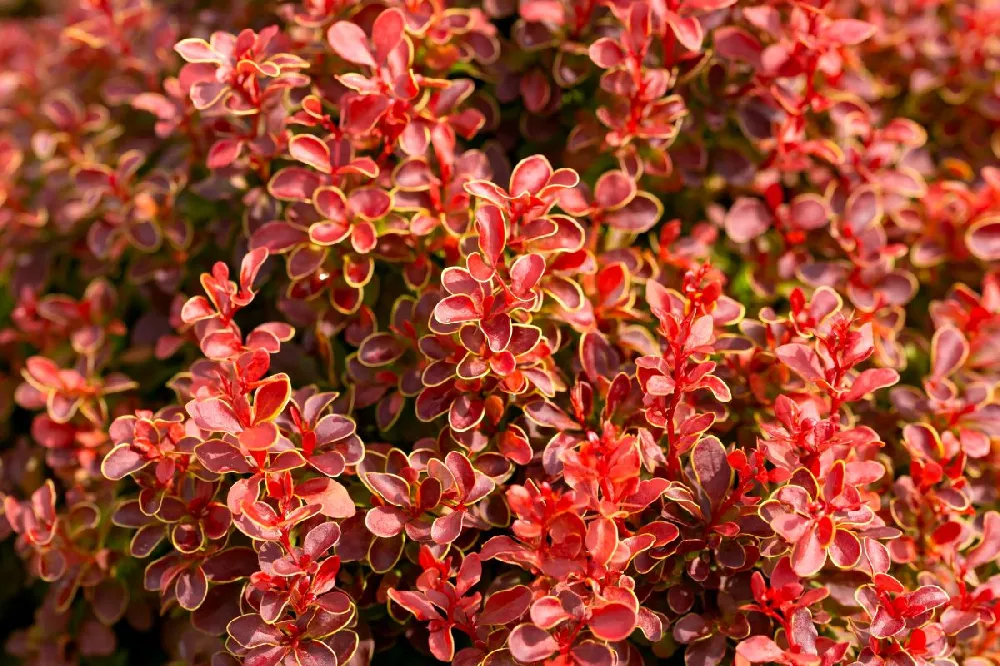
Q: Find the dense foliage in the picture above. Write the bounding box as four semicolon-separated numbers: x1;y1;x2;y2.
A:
1;0;999;665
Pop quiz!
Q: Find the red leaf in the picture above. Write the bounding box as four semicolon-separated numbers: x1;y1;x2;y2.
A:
253;375;291;424
428;628;455;662
605;193;661;232
351;220;378;254
509;254;545;298
498;429;533;465
968;216;1000;260
713;27;762;64
251;222;308;253
509;624;559;663
908;585;949;610
588;602;637;642
724;197;772;243
791;523;827;577
736;636;785;663
342;94;389;133
207;139;243;169
350;187;392;220
829;529;861;568
594;170;635;209
520;69;551;114
668;14;704;51
589;38;625;68
843;186;880;234
510;155;553;196
365;506;406;538
202;330;242;360
197;439;253;474
371;8;405;64
450;394;486;432
431;509;465;544
366;473;410;506
388;589;442;621
175;567;208;611
298;478;356;518
822;18;876;45
480;585;532;626
531;596;572;629
931;326;969;378
869;607;906;639
25;357;61;387
789;194;829;230
101;444;147;481
289;135;332;173
310;220;350;247
776;343;824;382
843;368;899;402
967;511;1000;569
434;294;480;324
476;204;507;265
692;436;732;508
239;422;279;451
269;167;322;201
358;333;406;366
190;81;227;109
190;397;243;433
481;313;513;353
304;522;341;559
181;295;215;323
586;516;618;565
295;642;337;666
174;38;221;63
314;186;348;221
228;614;284;648
442;267;481;296
327;21;376;67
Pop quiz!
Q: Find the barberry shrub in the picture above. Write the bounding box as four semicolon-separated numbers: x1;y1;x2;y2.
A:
0;0;999;665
